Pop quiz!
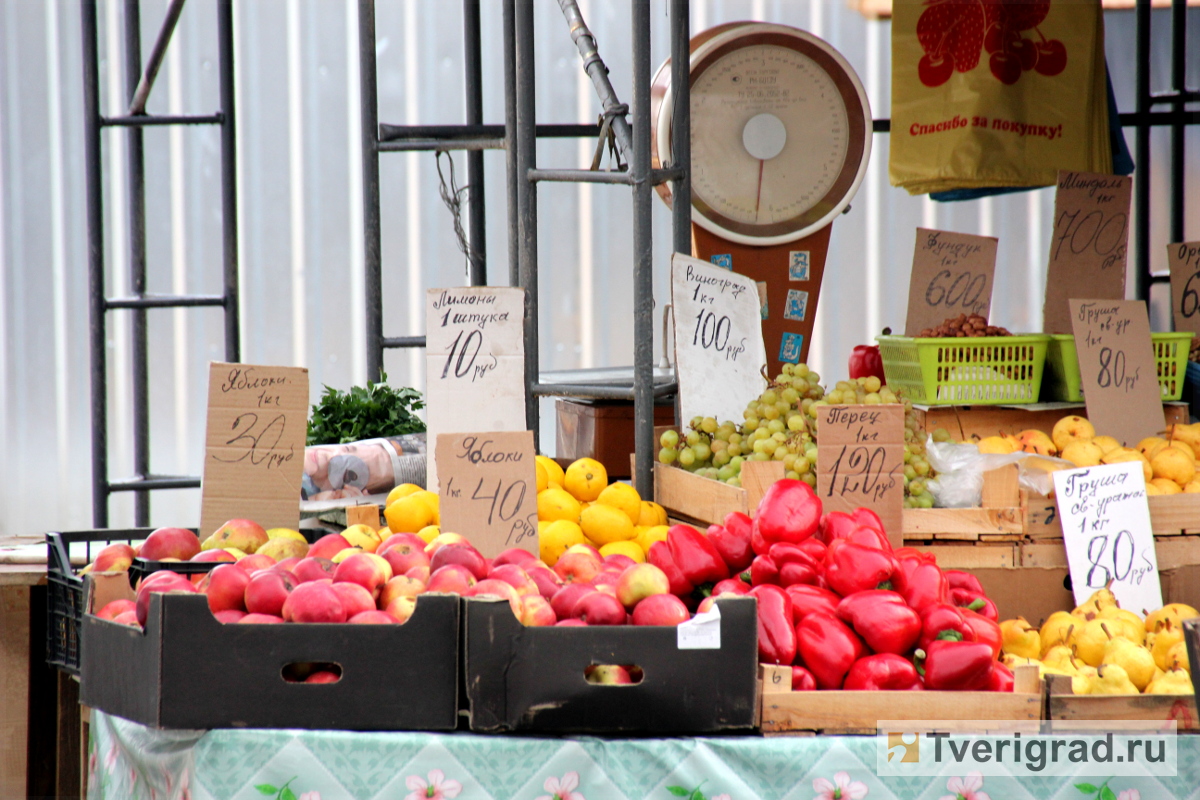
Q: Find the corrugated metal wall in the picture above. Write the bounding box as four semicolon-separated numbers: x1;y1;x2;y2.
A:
1;1;1196;535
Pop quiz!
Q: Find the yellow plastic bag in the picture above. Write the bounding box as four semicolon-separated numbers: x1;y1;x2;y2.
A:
890;0;1110;195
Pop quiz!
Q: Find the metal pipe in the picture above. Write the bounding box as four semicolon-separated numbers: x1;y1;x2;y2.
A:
360;0;383;381
127;0;188;115
106;294;228;309
82;0;109;528
1134;0;1150;305
556;0;633;162
217;0;240;362
1150;90;1200;104
381;336;428;348
103;113;223;126
378;139;504;152
529;168;634;184
109;476;202;492
124;0;150;525
503;0;519;288
631;0;654;499
670;0;691;257
515;0;539;439
379;122;601;141
463;0;486;286
531;381;678;400
1169;0;1186;246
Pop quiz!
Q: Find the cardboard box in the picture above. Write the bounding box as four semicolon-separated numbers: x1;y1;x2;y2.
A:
556;399;675;479
463;595;758;734
79;575;460;730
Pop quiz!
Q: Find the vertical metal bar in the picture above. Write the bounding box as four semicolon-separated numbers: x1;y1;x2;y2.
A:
218;0;240;362
123;0;151;526
503;0;518;288
631;0;653;499
82;0;109;528
1134;0;1150;304
1169;0;1185;245
669;0;690;257
463;0;486;286
515;0;539;438
360;0;383;381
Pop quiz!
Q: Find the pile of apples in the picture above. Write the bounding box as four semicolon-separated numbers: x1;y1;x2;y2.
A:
999;588;1196;695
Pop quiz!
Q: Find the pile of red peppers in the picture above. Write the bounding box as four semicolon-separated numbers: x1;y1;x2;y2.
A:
672;478;1011;692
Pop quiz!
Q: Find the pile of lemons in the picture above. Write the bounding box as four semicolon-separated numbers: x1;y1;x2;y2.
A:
381;484;443;541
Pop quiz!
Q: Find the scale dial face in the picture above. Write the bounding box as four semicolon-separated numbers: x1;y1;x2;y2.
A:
654;25;872;246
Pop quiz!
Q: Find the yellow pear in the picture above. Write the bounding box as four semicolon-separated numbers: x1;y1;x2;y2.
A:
1073;618;1113;667
1073;586;1118;620
1061;440;1104;468
1040;611;1078;655
1087;663;1140;695
1145;482;1164;496
1145;603;1200;632
1091;435;1122;455
1145;667;1193;695
1100;447;1153;482
1052;415;1096;452
1097;606;1146;645
1138;437;1168;459
1184;480;1200;493
1167;439;1197;459
1165;422;1200;453
978;435;1017;455
1042;645;1081;676
1167;640;1190;674
1150;478;1183;495
1101;625;1156;691
1016;429;1057;456
999;617;1042;659
1151;447;1195;486
1072;675;1093;695
1151;620;1185;671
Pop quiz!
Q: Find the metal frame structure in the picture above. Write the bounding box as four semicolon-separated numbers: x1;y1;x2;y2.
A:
82;0;240;528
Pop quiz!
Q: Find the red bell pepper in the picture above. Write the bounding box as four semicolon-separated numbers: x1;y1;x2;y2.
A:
823;539;898;597
848;343;885;382
796;538;828;561
820;508;888;546
844;654;924;691
750;554;779;587
767;542;821;587
749;585;796;665
795;611;866;689
791;665;817;691
918;603;977;651
708;512;755;573
667;524;729;587
945;570;985;596
646;541;695;597
920;639;995;691
950;587;999;622
785;584;841;620
751;479;822;554
711;577;750;596
987;661;1015;692
892;554;949;613
836;590;922;655
963;609;1003;659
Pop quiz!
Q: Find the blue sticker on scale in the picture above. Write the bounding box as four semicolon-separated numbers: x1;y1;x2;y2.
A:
789;251;810;281
784;290;809;322
710;254;732;270
779;332;804;364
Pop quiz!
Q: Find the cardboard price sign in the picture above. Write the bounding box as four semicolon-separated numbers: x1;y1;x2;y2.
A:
426;287;526;492
1167;242;1200;335
1042;171;1132;334
1052;462;1162;614
435;431;538;558
670;253;767;428
1069;299;1165;447
200;363;309;539
904;228;998;336
816;405;905;549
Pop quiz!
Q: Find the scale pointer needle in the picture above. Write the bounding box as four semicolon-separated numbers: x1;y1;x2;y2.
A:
754;159;765;221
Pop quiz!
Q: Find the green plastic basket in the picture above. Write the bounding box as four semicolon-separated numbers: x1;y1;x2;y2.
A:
876;334;1051;405
1042;332;1195;402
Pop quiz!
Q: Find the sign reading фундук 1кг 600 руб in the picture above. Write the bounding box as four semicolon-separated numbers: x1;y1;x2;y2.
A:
876;720;1178;777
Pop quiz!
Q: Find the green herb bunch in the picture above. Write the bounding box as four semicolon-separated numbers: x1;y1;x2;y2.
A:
306;373;426;445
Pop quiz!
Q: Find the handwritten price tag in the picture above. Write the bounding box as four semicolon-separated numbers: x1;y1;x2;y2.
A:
670;253;767;428
426;287;526;492
1053;462;1162;614
1069;299;1164;447
435;431;538;558
816;405;905;548
200;362;309;538
1042;171;1132;334
905;228;998;336
1168;242;1200;336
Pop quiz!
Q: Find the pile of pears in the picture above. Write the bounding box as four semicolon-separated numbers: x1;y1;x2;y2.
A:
999;587;1196;695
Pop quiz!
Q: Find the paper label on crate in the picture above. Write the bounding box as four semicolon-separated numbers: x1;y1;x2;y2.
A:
670;253;768;431
426;287;527;492
435;431;538;558
677;604;721;649
904;228;998;336
1053;461;1162;615
1068;299;1164;447
200;362;309;540
1167;242;1200;336
816;405;906;549
1042;172;1132;334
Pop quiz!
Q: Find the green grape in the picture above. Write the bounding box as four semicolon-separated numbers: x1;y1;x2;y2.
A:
793;455;810;474
752;439;771;455
787;414;806;433
754;427;771;441
932;428;953;443
726;443;743;458
785;470;800;480
701;417;718;434
916;494;934;509
913;460;931;477
781;387;800;405
728;432;743;446
863;376;882;393
727;476;742;487
864;393;881;405
880;390;898;404
795;364;810;378
751;452;770;461
678;448;696;468
762;405;781;421
713;450;731;468
710;439;728;455
904;464;917;481
909;479;926;496
801;472;817;488
717;465;735;481
690;416;704;430
716;423;737;440
660;429;680;448
782;363;796;376
807;371;820;385
793;379;810;394
773;446;789;460
685;430;701;446
767;419;786;434
775;399;791;415
658;447;677;465
771;432;787;444
744;418;760;433
761;389;778;405
729;456;745;469
693;442;712;462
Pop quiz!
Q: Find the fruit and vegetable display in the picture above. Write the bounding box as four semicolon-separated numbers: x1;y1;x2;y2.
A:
999;589;1196;696
918;313;1013;338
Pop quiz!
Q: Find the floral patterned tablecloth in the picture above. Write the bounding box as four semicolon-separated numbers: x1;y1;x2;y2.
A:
88;710;1200;800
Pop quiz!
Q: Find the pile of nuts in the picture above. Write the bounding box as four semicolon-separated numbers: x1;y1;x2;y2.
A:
918;314;1012;338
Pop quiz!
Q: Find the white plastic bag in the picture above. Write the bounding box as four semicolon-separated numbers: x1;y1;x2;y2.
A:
925;436;1072;507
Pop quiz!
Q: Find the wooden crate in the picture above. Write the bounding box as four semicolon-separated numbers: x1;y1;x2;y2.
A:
1025;491;1200;538
759;664;1043;735
913;402;1189;441
653;460;781;526
1044;675;1199;731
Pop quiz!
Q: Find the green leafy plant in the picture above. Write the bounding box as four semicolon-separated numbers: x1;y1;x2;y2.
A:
306;373;425;445
1075;780;1117;800
254;778;297;800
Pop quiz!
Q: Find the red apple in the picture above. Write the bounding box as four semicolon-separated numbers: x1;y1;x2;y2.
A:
92;543;136;573
201;563;251;613
565;542;603;560
592;571;621;593
283;581;347;623
243;570;296;617
423;532;468;556
405;565;431;584
519;594;557;626
206;518;269;554
429;543;488;581
379;576;426;608
555;618;587;627
378;532;427;556
236;553;276;574
464;579;523;618
493;547;538;568
349;610;398;624
135;571;196;625
526;566;561;600
333;553;393;598
274;556;303;574
213;609;247;623
553;551;602;585
615;563;670;609
331;581;376;619
570;592;627;625
696;595;717;614
305;670;341;683
426;564;477;595
112;610;142;627
603;554;637;571
585;664;633;684
307;533;352;561
488;564;539;597
139;528;202;562
631;593;690;626
380;542;430;578
550;583;596;620
384;594;418;623
293;557;337;583
95;599;136;621
238;613;284;624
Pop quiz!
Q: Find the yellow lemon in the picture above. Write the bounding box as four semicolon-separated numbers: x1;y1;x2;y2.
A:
580;503;636;546
637;500;668;527
535;461;549;493
564;458;608;502
635;524;670;555
385;483;424;506
266;527;306;542
596;481;642;524
537;455;566;486
410;491;440;524
599;541;645;563
384;495;435;533
416;524;441;544
537;487;582;523
540;520;586;567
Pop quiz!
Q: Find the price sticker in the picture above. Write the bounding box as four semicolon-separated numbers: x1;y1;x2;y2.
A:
426;287;526;492
1069;299;1164;447
1167;242;1200;336
677;604;722;650
816;404;905;549
670;253;767;428
435;431;538;558
1053;462;1162;615
1042;171;1132;334
904;228;998;336
200;362;309;538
